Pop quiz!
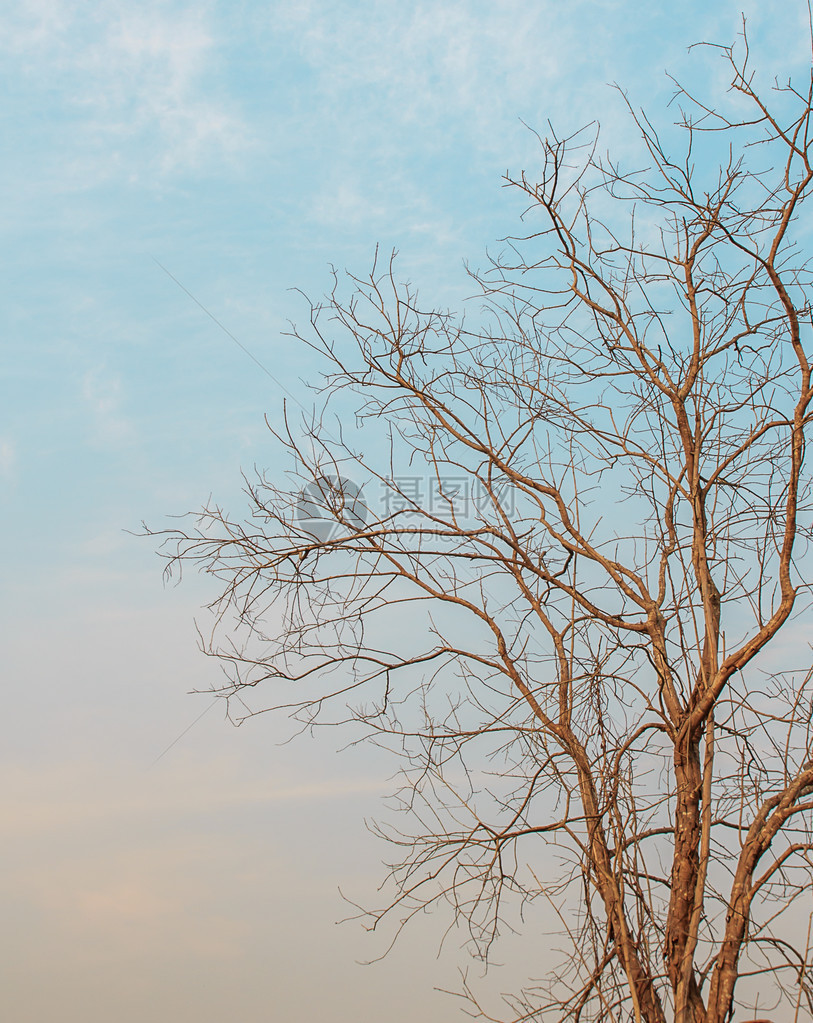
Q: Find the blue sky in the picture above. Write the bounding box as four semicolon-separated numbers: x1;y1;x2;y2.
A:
2;2;812;1020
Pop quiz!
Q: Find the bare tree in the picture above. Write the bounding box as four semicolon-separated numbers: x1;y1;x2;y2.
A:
153;27;813;1023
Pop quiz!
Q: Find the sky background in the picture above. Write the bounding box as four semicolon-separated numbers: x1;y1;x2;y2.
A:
2;2;812;1021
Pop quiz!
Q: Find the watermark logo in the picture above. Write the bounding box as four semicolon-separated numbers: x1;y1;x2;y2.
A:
295;472;515;543
295;474;368;542
380;475;515;518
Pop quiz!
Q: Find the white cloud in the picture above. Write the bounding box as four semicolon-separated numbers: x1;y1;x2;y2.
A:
0;0;75;52
282;1;571;136
0;1;249;179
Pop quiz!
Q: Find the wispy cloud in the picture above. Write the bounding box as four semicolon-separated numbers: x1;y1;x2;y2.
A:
0;758;387;841
0;754;385;969
273;0;574;162
1;0;249;180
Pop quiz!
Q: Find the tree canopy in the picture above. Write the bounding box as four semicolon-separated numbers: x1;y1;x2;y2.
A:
154;27;813;1023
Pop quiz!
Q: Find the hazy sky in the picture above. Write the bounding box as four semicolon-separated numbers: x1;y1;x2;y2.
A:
2;2;812;1020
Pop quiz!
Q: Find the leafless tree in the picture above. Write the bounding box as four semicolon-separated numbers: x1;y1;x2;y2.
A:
153;27;813;1023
